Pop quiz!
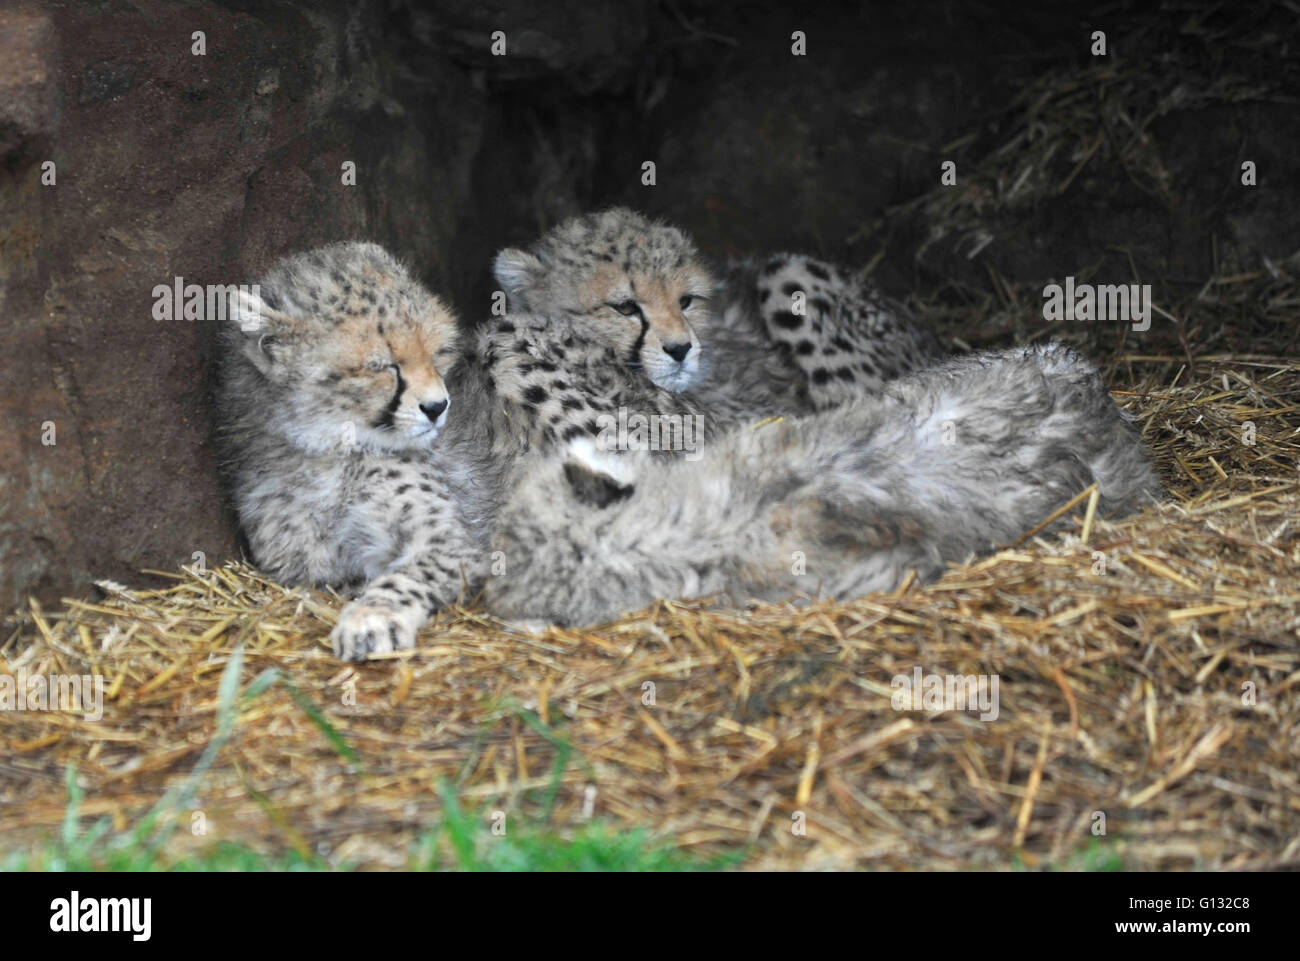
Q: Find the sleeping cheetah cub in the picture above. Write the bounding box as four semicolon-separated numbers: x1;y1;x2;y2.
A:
484;344;1158;626
214;242;501;661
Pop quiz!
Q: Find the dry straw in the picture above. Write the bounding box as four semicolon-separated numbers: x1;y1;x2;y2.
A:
2;344;1296;870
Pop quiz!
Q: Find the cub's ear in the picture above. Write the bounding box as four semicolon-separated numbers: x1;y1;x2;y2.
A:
226;287;304;379
492;247;544;306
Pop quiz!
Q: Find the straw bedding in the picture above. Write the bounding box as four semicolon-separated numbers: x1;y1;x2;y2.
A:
2;336;1296;870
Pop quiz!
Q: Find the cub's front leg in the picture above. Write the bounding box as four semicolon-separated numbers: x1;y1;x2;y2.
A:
329;482;482;661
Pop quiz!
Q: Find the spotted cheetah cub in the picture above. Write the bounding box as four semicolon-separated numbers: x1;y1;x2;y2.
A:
481;209;943;454
481;208;805;453
214;242;500;661
492;207;711;393
484;344;1158;626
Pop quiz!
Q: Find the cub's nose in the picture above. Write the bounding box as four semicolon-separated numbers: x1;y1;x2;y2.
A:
419;399;448;423
663;342;692;362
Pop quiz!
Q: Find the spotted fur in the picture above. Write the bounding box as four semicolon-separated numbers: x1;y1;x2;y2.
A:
482;210;945;457
482;208;800;453
213;242;504;661
747;252;945;410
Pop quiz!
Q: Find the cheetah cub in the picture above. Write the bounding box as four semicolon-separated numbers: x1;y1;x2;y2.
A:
481;209;943;454
481;208;807;453
214;242;501;661
484;344;1158;626
492;207;712;393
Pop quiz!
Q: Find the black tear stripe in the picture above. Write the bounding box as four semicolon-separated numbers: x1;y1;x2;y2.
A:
623;276;648;367
627;314;649;368
372;366;406;429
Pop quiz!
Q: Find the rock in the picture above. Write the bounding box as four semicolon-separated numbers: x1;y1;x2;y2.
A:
0;8;55;155
399;0;654;93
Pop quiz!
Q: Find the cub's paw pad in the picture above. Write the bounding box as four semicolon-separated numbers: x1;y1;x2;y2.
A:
330;603;417;661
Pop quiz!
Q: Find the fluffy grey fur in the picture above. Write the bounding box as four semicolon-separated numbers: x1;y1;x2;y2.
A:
483;344;1159;626
213;242;505;660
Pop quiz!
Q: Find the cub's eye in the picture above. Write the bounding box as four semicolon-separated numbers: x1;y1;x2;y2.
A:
609;300;640;317
679;295;695;310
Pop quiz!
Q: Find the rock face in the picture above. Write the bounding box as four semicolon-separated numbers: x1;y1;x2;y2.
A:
1;0;1292;607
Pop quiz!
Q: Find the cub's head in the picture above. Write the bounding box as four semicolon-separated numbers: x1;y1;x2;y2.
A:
492;208;713;392
227;242;459;453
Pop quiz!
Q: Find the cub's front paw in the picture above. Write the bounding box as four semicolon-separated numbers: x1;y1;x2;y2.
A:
330;603;418;661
